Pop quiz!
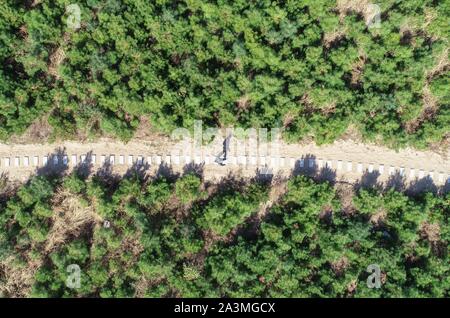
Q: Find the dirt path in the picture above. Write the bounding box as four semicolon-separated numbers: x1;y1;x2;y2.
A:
0;136;449;188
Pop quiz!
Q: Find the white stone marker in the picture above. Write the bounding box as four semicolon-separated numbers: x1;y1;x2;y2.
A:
119;155;124;165
337;160;343;170
438;173;444;183
33;156;39;166
317;159;323;168
185;156;191;164
260;157;266;166
409;169;415;178
399;167;405;176
172;155;180;165
368;164;374;173
299;159;305;168
91;155;96;164
309;158;315;168
71;155;77;165
357;163;363;173
4;157;10;167
23;156;29;167
249;157;257;165
388;166;395;176
147;156;152;165
194;156;201;164
43;156;48;165
326;160;332;168
347;161;352;172
378;164;384;174
53;156;59;165
63;155;68;166
155;156;162;165
270;157;277;167
428;171;434;179
14;157;20;167
164;155;171;164
418;170;425;179
289;158;298;168
101;155;106;164
128;155;133;165
81;155;86;163
137;156;144;165
109;155;115;165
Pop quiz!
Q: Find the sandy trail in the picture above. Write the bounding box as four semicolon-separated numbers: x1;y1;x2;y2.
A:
0;136;449;187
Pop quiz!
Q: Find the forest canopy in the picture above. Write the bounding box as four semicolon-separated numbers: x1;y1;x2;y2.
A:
0;0;449;147
0;171;448;297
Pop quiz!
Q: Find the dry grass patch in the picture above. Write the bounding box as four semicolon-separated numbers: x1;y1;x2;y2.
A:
236;95;251;111
340;124;364;142
405;86;439;134
109;235;144;266
405;49;449;134
427;133;450;158
331;256;350;277
323;30;346;49
419;222;441;243
18;25;28;39
0;173;18;202
350;53;367;87
426;48;449;82
134;116;156;139
8;116;53;144
48;33;72;79
45;189;100;253
347;279;358;296
369;208;387;228
31;0;42;7
298;93;315;116
321;102;337;116
282;111;297;128
48;46;66;79
336;0;379;26
336;183;357;215
257;178;288;219
0;256;39;297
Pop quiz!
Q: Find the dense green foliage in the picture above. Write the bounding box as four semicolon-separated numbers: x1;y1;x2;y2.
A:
0;172;448;297
0;1;448;147
207;178;449;297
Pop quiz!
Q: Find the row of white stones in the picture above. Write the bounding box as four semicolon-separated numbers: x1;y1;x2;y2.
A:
1;154;449;184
